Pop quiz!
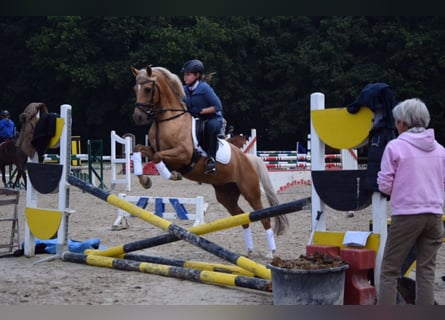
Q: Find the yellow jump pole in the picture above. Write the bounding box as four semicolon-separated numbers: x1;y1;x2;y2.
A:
67;175;310;279
86;196;310;258
62;252;271;292
121;253;255;277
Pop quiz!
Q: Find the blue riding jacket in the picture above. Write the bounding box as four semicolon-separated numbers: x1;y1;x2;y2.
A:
0;119;15;140
184;81;223;134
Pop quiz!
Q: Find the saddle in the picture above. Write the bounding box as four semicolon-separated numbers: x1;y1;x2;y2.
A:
194;117;213;155
174;118;230;175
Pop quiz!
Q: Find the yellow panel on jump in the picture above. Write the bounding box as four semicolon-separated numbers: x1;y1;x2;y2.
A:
25;207;62;240
313;231;380;252
311;106;373;149
48;117;65;148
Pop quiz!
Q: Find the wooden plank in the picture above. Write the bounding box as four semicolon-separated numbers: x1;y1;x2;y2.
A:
313;231;380;252
311;170;372;211
311;106;373;149
25;207;62;240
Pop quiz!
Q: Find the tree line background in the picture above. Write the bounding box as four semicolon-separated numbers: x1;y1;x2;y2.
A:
1;16;444;154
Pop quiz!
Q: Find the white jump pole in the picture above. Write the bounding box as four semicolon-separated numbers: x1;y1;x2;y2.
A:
309;91;387;292
24;104;73;258
241;128;257;155
372;193;387;292
309;92;327;233
110;130;132;191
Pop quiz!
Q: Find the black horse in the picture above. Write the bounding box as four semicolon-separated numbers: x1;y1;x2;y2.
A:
0;138;27;189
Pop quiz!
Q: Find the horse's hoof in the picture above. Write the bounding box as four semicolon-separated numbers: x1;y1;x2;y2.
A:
169;171;183;181
111;224;129;231
143;178;152;189
265;251;274;259
247;249;253;257
137;175;152;189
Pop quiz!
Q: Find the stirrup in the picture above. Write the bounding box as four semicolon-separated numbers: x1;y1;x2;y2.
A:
204;158;216;174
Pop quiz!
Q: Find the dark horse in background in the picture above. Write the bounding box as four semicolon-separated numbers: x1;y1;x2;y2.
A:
227;134;248;149
131;64;289;259
0;137;27;189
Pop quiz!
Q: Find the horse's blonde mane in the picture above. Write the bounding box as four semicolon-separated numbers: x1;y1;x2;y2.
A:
152;67;185;101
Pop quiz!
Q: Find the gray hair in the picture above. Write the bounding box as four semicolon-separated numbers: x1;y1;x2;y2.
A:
392;98;430;128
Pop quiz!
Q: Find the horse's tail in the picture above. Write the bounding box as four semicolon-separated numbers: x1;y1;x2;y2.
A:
246;153;289;235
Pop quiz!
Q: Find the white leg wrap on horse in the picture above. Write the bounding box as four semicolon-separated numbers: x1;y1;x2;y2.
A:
265;228;276;252
132;152;143;176
155;161;172;180
243;227;254;251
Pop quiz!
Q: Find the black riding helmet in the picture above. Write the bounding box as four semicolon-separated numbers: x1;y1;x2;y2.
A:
1;110;10;117
181;59;205;74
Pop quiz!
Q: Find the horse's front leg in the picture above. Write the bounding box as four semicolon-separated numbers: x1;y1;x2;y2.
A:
152;146;189;181
152;144;190;164
136;175;152;189
133;144;154;189
134;144;155;159
133;144;182;184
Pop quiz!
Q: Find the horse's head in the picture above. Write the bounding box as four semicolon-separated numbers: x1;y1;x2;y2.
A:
131;65;157;125
131;64;186;126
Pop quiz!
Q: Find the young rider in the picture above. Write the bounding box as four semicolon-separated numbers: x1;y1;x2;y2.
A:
181;59;224;174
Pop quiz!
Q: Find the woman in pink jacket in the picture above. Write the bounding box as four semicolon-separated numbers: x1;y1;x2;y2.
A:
377;98;445;304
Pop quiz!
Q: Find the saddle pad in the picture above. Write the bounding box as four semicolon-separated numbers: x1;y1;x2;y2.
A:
191;118;231;164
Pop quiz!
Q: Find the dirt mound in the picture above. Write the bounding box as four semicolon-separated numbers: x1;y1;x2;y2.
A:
271;252;347;270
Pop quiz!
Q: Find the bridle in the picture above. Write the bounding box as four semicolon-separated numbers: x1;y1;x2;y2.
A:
134;79;157;116
134;74;190;152
134;77;189;123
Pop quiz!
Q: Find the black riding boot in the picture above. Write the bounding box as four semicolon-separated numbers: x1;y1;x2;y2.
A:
204;134;217;174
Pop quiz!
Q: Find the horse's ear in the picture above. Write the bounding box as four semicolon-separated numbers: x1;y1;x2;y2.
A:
130;65;139;76
146;64;152;77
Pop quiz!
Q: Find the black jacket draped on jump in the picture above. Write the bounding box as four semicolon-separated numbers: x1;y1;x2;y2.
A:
347;82;398;192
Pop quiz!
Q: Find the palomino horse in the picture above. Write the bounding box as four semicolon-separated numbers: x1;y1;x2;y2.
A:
131;65;288;258
0;138;27;189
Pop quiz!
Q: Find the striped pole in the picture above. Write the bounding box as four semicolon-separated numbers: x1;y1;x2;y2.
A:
84;194;309;259
121;253;255;277
68;175;309;279
241;128;257;155
259;155;307;161
62;252;271;292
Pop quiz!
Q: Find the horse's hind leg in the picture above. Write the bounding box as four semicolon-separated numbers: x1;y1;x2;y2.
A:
14;167;26;189
214;183;255;256
237;177;276;259
262;220;276;259
22;169;27;190
0;166;6;188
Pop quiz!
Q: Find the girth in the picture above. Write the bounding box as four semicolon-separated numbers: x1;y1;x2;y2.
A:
175;149;202;175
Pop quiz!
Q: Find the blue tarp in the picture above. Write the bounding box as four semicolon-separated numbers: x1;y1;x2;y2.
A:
32;238;107;254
